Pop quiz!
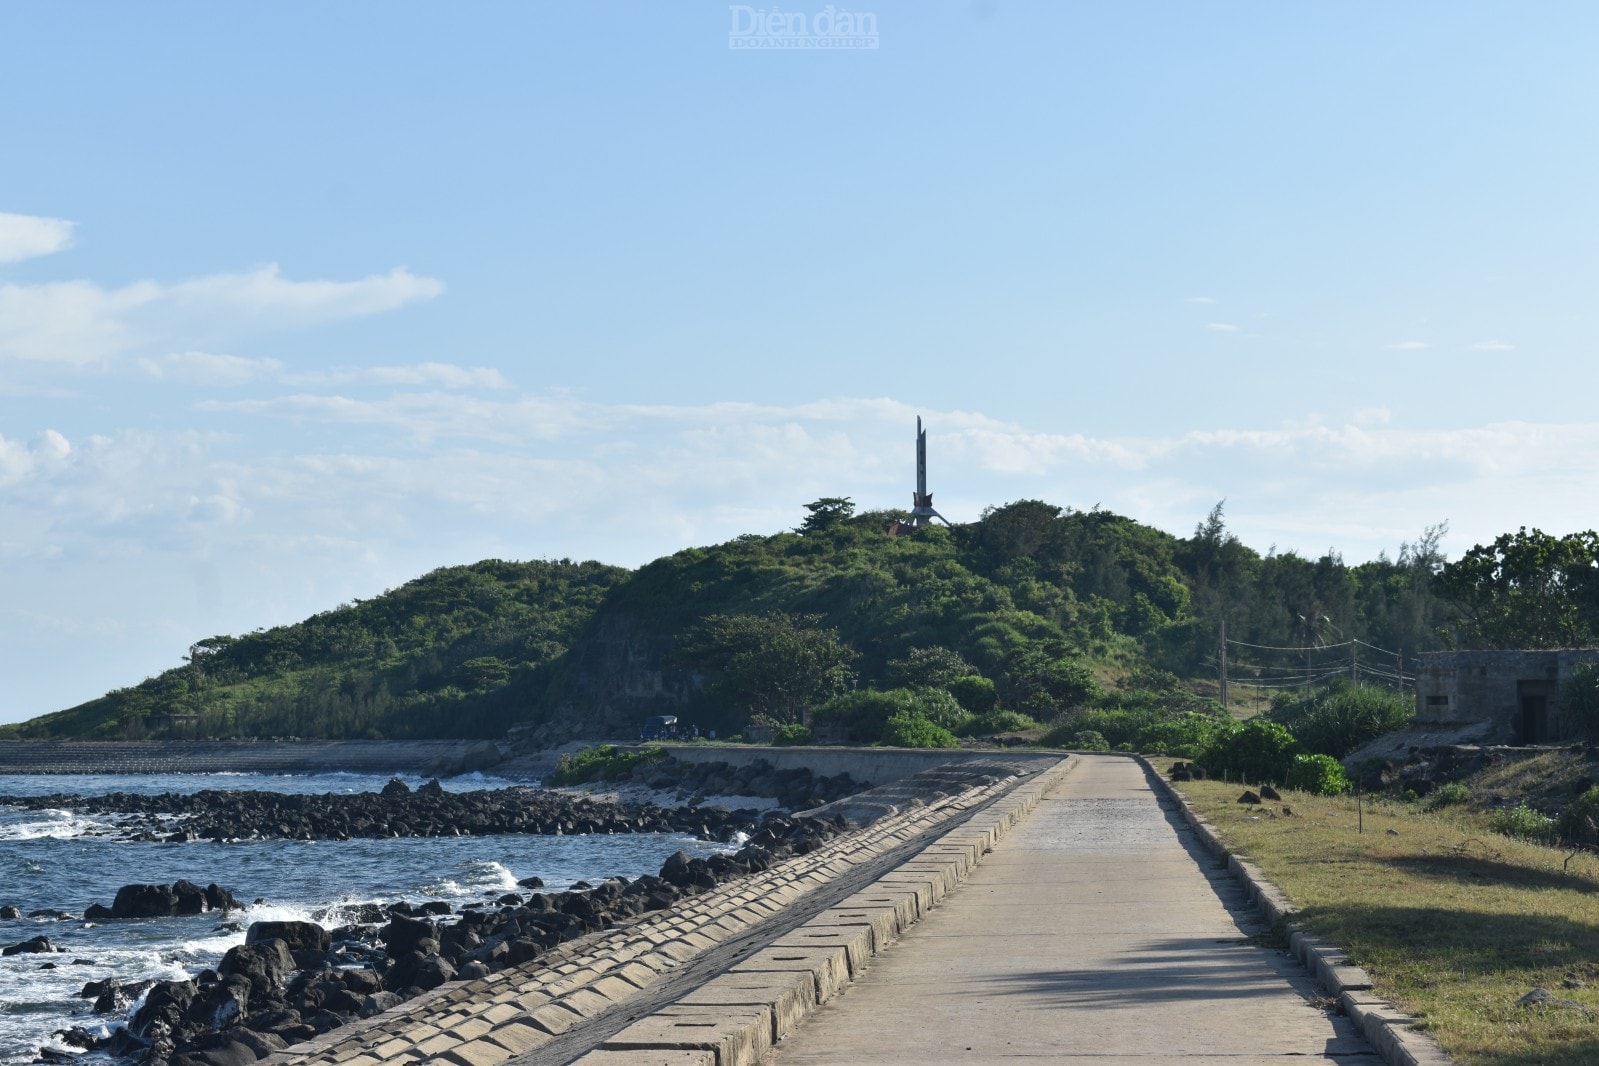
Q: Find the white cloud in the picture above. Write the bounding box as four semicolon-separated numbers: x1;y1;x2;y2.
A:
163;265;444;324
0;428;75;487
0;277;161;364
196;390;603;444
1352;408;1392;427
1385;340;1430;350
283;362;510;390
1206;322;1239;332
139;351;285;386
1471;340;1516;351
0;212;75;264
1183;296;1216;304
0;263;443;365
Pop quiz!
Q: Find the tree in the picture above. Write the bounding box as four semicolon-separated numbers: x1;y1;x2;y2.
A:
886;646;976;689
1436;528;1599;648
798;497;855;535
976;499;1066;565
677;612;858;725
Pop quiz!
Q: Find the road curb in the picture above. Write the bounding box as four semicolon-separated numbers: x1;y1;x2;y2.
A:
1138;756;1454;1066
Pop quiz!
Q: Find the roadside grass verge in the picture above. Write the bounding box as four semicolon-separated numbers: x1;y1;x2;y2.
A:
1169;772;1599;1066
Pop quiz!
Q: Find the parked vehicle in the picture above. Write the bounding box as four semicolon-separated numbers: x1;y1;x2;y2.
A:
640;714;678;741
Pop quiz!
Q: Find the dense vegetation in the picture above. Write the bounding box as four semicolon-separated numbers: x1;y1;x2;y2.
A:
5;496;1555;745
1;559;625;740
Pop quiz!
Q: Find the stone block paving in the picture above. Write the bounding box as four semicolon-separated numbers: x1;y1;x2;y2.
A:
262;759;1069;1066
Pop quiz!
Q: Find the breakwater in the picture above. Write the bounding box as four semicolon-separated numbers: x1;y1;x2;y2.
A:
259;755;1071;1066
0;740;497;778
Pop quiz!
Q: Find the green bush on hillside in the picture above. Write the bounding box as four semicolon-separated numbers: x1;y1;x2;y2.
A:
1490;803;1557;844
813;687;971;743
1561;664;1599;743
1557;786;1599;846
946;675;998;715
1426;781;1472;810
880;711;959;749
1268;683;1413;759
1040;706;1228;758
1199;719;1303;786
961;709;1040;735
770;723;813;746
1285;753;1350;796
550;744;666;785
1069;730;1110;751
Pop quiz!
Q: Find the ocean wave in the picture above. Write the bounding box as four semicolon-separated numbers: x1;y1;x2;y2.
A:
419;857;520;898
0;809;120;842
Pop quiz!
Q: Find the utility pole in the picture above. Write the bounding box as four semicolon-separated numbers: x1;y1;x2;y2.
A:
1350;642;1358;685
1219;620;1228;709
1397;647;1404;694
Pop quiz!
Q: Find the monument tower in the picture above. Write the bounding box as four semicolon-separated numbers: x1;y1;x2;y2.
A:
909;416;948;527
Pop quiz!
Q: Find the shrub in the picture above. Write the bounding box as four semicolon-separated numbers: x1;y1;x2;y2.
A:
1558;786;1599;846
550;744;666;785
1136;711;1233;759
813;687;971;743
1490;804;1557;844
886;647;976;689
1426;781;1472;810
1199;719;1303;785
1285;753;1350;796
1038;706;1229;757
962;709;1040;736
770;723;813;746
1562;663;1599;743
907;687;976;734
1267;683;1414;759
1070;730;1109;751
946;675;998;715
881;711;959;749
812;690;913;744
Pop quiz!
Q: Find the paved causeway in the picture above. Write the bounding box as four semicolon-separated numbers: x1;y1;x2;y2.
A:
761;755;1378;1064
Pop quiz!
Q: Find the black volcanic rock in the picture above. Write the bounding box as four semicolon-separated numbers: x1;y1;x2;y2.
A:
2;934;61;956
246;920;329;954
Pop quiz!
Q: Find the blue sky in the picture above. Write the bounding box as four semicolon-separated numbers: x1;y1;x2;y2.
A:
2;2;1596;723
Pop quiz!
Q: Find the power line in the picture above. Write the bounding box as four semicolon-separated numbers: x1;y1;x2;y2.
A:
1226;638;1354;653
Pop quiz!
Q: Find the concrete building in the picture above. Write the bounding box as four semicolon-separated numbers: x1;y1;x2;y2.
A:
1413;649;1599;743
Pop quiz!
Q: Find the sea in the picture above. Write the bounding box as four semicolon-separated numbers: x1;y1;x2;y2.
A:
0;771;733;1066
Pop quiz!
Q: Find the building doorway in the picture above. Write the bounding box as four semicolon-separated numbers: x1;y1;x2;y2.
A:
1516;680;1557;743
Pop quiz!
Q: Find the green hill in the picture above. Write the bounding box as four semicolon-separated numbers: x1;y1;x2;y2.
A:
0;500;1454;743
1;558;626;741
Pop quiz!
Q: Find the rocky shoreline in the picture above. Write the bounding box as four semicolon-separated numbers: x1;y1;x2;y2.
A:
0;757;866;845
25;811;842;1066
0;760;871;1066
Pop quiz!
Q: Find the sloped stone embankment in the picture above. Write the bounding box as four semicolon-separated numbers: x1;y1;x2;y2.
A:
259;755;1076;1066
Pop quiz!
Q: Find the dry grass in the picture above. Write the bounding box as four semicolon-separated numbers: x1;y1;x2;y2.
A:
1171;772;1599;1066
1467;748;1594;812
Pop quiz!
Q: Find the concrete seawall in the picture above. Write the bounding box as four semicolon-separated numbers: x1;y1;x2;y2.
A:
261;755;1075;1066
633;743;1063;787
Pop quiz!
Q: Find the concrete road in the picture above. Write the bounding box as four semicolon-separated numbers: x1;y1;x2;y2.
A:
761;754;1378;1064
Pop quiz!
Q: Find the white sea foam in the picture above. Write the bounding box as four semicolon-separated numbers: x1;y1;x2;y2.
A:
0;808;120;841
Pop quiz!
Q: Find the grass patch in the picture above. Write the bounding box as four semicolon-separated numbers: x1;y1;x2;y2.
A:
1170;770;1599;1065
